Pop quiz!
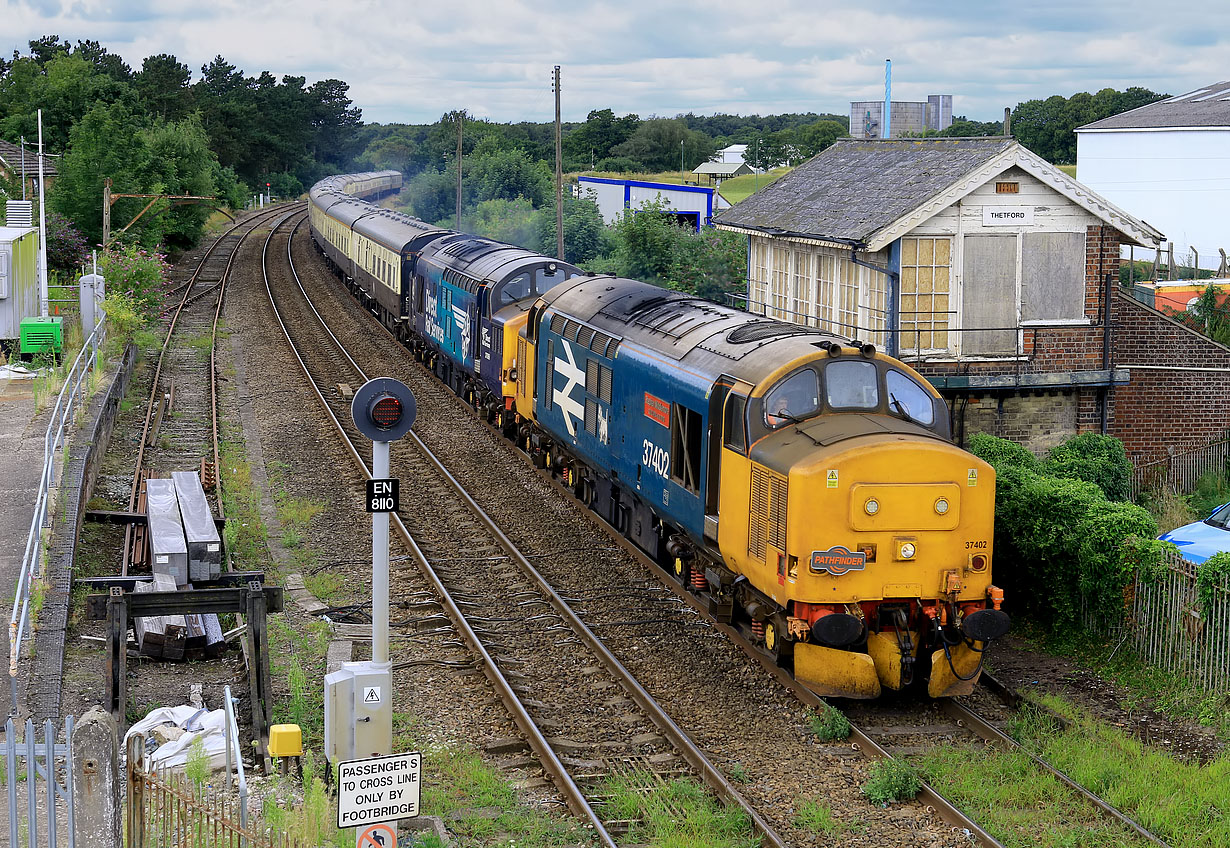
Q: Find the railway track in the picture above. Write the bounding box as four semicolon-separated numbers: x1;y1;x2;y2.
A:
121;203;299;573
260;213;786;847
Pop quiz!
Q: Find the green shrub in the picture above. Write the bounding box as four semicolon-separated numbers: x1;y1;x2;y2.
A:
862;759;921;805
983;434;1160;628
969;433;1039;472
99;244;171;318
1196;552;1230;612
1190;469;1230;520
100;290;148;357
1044;433;1132;501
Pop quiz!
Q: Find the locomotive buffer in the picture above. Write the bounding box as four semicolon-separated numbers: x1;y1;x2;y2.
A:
326;378;419;835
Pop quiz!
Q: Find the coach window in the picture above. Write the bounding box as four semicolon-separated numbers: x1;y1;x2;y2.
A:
884;369;935;426
764;369;820;428
670;404;703;493
826;359;879;410
722;393;748;454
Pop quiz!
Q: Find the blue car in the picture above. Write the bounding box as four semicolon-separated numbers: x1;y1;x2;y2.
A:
1159;502;1230;564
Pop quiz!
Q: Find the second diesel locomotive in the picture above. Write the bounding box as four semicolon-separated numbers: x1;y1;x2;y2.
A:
308;172;1009;699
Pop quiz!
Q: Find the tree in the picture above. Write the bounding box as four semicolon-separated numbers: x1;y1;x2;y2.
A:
1011;88;1166;164
135;54;194;121
468;145;551;206
564;108;640;166
795;120;848;158
536;194;610;265
610;118;716;173
668;227;747;303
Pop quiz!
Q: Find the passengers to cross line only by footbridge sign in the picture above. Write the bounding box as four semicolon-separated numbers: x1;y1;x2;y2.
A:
337;751;422;829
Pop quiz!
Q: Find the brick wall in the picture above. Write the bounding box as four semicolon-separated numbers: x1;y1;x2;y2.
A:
955;392;1078;454
1109;291;1230;462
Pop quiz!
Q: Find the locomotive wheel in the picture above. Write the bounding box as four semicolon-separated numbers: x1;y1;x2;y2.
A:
763;619;793;666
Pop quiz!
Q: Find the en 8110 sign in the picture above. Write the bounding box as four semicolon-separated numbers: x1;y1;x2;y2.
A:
366;478;399;512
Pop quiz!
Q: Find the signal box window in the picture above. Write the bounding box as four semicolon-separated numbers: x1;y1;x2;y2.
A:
670;404;702;493
764;369;820;428
826;360;879;410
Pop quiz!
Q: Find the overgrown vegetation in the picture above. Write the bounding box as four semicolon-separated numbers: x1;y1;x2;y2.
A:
970;432;1165;626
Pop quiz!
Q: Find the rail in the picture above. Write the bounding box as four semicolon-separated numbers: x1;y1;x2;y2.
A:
8;308;106;717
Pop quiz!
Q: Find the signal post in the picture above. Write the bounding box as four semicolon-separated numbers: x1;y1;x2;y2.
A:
326;378;421;845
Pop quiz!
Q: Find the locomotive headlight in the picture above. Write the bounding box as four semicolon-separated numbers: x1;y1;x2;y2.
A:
934;498;950;515
899;542;916;560
864;498;880;516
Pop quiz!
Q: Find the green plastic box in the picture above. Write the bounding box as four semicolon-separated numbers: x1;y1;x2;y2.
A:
19;315;62;354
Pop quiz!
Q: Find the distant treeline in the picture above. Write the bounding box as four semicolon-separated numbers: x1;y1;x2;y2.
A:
0;35;362;249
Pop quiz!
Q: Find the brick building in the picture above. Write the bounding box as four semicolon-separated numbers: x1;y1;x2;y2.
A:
712;137;1230;460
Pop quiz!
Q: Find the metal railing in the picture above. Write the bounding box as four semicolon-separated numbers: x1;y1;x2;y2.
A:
222;684;250;833
3;715;77;848
1086;548;1230;694
8;309;107;716
1131;438;1230;501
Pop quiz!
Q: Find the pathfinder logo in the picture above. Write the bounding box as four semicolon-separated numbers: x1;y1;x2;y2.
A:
810;545;866;576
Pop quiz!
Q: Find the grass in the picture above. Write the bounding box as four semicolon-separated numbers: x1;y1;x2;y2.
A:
218;440;268;571
599;767;758;848
792;798;845;835
1059;164;1078;178
1015;622;1230;740
914;692;1230;848
395;717;600;847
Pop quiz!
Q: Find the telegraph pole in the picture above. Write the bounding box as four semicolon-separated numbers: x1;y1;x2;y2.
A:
455;110;464;231
553;65;564;261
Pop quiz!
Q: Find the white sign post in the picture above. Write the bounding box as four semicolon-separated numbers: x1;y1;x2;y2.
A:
337;752;423;830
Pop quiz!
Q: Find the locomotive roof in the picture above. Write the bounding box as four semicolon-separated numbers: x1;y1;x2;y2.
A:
421;234;578;282
540;276;855;389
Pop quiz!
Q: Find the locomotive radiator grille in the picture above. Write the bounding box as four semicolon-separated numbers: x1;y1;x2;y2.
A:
749;466;788;559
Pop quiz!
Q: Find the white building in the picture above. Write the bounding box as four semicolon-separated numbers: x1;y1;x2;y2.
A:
576;177;730;231
1077;82;1230;270
716;144;748;165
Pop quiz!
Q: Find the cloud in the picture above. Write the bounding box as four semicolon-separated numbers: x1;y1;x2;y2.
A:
3;0;1230;125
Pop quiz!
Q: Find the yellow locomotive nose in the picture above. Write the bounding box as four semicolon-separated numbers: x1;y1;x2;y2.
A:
777;427;999;698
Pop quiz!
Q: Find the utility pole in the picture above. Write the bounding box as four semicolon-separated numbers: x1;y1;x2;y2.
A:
37;109;48;318
456;110;464;232
102;179;112;248
553;66;564;261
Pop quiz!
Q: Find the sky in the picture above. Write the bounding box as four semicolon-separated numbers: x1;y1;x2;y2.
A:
6;0;1230;126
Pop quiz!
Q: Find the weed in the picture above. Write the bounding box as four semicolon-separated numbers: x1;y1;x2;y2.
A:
185;736;210;792
793;798;842;834
304;569;344;603
727;761;749;783
861;759;921;805
808;702;851;742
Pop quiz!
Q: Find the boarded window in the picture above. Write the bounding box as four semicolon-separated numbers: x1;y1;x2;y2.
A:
961;235;1018;355
1021;232;1085;321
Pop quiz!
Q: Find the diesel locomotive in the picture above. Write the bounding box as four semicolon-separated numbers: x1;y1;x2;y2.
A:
308;171;1009;699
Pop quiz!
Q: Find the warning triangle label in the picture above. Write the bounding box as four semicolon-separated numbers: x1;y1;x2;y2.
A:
363;686;381;704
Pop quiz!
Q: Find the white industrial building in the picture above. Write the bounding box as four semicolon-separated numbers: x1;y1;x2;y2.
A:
1077;82;1230;270
576;177;730;231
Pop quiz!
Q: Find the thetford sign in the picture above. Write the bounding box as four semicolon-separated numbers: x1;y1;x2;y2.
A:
982;207;1035;226
810;545;867;576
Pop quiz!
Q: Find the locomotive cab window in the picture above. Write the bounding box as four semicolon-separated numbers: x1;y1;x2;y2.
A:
722;393;748;454
764;369;820;428
885;369;935;426
826;360;879;410
498;272;532;310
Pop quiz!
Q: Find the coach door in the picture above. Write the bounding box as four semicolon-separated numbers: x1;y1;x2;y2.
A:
705;377;751;542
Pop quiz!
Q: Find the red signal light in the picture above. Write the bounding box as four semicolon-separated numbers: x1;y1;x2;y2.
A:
371;395;403;430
